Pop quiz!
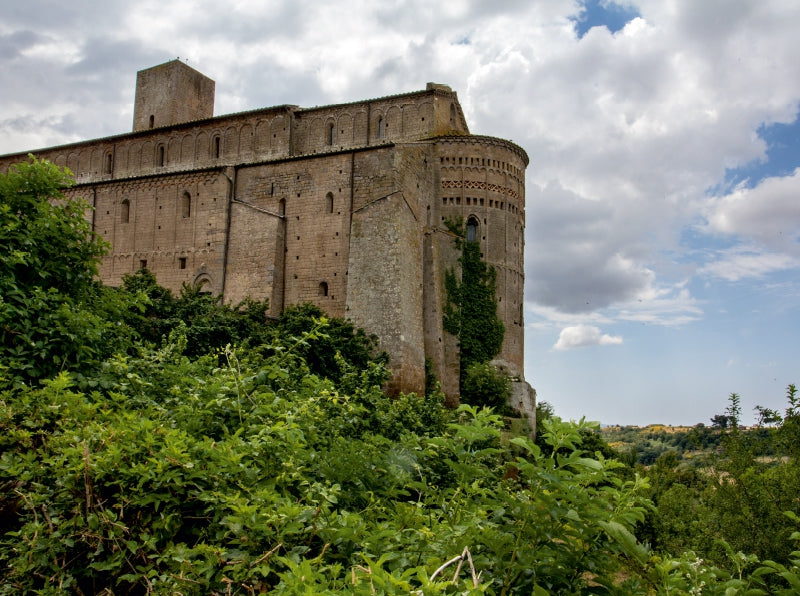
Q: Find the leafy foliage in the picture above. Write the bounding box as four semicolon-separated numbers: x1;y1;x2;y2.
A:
637;387;800;575
116;272;385;383
459;361;511;412
443;241;504;372
0;157;119;386
443;218;506;406
0;342;654;593
0;156;106;296
275;303;388;384
118;268;273;357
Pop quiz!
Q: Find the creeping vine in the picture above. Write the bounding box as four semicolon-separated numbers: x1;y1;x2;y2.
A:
442;217;505;386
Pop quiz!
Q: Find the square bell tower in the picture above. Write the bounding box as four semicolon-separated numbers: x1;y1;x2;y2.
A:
133;60;215;132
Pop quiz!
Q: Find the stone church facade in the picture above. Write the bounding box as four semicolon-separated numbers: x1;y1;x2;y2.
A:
0;60;533;413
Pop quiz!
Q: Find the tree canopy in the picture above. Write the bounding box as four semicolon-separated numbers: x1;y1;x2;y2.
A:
0;157;112;386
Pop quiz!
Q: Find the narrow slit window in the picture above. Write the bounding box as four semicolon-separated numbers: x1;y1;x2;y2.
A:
319;281;329;297
181;191;191;218
121;199;130;224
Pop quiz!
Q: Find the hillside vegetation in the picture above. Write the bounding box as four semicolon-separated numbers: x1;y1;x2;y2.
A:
1;157;799;594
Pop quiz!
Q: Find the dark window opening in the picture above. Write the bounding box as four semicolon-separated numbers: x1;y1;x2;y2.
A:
319;281;329;297
326;192;334;214
179;257;187;269
120;199;130;223
149;115;154;129
104;153;113;174
181;191;191;218
328;123;335;146
212;135;221;158
466;216;479;243
157;145;165;167
139;259;147;269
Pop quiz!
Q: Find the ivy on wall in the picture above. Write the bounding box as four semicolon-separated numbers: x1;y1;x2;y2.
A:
443;218;505;385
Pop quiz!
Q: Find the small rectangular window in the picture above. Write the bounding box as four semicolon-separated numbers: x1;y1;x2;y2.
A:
139;260;147;269
179;257;187;270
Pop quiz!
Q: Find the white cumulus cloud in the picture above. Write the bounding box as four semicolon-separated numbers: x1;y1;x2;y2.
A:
554;325;623;350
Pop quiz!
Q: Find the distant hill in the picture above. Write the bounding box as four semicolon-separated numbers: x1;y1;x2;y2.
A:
601;423;782;465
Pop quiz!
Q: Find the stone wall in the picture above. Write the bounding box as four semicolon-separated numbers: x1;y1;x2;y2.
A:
133;61;215;132
422;228;463;403
0;68;529;403
434;136;528;375
347;184;425;395
63;170;230;294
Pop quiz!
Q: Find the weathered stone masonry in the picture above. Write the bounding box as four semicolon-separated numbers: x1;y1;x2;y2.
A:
0;59;533;411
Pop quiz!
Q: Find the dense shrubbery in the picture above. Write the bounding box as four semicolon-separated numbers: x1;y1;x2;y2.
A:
116;270;385;381
459;361;511;412
0;329;654;594
0;157;120;386
2;158;800;594
640;389;800;571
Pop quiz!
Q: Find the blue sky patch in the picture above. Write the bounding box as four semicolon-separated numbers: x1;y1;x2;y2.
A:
722;113;800;190
572;0;641;39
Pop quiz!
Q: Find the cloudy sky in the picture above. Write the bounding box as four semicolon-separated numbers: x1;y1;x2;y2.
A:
2;0;799;425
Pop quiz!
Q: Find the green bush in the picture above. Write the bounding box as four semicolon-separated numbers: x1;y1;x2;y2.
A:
0;327;656;593
0;157;122;387
460;361;511;411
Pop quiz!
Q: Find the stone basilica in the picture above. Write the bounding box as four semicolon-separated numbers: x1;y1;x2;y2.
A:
0;60;533;414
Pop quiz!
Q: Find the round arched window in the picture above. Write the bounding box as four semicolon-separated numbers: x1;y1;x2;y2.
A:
466;216;479;243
